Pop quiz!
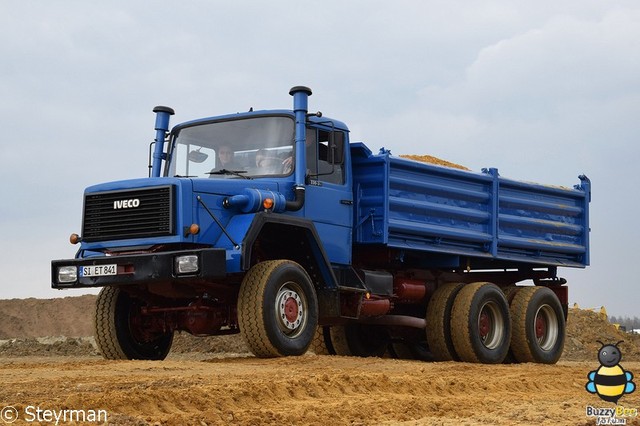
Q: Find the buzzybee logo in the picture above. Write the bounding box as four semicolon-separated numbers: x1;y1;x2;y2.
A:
585;341;636;403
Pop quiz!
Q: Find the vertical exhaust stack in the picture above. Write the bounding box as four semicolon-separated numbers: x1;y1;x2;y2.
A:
151;106;175;178
286;86;312;211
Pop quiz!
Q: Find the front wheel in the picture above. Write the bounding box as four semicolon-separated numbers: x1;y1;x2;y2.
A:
238;260;318;358
93;286;173;360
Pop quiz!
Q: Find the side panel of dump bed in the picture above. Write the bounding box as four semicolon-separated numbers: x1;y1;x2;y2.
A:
351;143;590;268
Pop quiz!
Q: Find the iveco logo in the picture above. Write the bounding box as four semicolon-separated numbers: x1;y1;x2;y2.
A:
113;199;141;209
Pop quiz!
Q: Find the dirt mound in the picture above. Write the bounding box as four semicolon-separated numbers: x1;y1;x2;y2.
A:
0;334;249;358
563;306;640;362
170;333;250;355
0;337;99;357
0;294;96;338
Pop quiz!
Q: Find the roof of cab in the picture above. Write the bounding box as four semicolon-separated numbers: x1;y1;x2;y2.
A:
172;109;349;133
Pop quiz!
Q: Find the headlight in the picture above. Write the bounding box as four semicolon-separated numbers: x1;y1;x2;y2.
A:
175;255;199;274
57;266;78;283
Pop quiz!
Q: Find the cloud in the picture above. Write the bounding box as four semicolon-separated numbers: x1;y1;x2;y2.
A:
361;8;638;179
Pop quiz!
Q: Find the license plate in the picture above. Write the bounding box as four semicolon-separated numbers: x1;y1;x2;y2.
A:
80;264;117;277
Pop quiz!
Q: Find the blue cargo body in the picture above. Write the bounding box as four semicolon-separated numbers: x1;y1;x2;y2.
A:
351;143;590;268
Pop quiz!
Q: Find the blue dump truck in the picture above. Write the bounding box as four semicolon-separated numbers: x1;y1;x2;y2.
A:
51;87;591;364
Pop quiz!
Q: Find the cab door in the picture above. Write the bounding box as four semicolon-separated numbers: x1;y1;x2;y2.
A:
303;127;353;265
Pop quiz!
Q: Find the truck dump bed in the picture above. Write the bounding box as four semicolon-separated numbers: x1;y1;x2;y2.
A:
351;143;590;268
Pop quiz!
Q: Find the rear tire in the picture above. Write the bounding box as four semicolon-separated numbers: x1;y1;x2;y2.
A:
238;260;318;358
502;285;522;364
328;325;351;356
328;324;389;357
93;286;173;360
510;286;565;364
450;282;511;364
426;283;464;361
388;326;433;361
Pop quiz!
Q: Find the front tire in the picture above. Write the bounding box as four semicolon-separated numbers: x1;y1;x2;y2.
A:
238;260;318;358
93;286;173;360
510;286;565;364
450;282;511;364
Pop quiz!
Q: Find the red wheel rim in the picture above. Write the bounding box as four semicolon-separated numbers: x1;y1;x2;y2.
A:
284;296;299;323
535;312;547;341
479;309;492;339
476;301;505;350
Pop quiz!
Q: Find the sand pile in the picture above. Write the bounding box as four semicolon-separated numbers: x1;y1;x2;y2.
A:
564;306;640;361
0;294;95;338
399;154;470;171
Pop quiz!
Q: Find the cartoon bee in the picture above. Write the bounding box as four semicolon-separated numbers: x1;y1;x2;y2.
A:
586;340;636;403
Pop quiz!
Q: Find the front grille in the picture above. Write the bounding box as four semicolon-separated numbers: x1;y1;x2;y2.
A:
82;186;175;242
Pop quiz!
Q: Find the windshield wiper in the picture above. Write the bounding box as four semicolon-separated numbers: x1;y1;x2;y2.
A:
208;169;252;179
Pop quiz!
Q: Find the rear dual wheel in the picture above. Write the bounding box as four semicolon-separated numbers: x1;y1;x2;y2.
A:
509;286;565;364
426;283;463;361
450;282;511;364
317;283;564;365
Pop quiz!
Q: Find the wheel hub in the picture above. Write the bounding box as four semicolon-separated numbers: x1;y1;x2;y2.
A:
276;287;304;331
477;301;505;350
535;304;559;351
535;313;547;340
479;311;492;339
284;296;299;323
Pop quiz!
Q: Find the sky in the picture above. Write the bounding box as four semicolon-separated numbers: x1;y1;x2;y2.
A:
1;1;638;316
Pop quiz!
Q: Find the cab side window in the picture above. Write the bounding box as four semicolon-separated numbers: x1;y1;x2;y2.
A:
306;128;345;184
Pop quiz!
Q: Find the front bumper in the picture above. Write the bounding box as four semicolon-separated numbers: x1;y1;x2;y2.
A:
51;248;227;289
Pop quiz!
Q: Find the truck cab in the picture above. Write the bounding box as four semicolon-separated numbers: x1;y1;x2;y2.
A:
52;87;364;360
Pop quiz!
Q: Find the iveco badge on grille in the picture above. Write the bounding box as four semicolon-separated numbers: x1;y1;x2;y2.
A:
113;199;140;209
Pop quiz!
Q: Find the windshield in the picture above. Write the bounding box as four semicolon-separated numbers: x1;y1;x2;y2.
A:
166;116;295;179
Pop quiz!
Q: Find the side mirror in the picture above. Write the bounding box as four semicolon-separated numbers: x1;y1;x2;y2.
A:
329;131;344;165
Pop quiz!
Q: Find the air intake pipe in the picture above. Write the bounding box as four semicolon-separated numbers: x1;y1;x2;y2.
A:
286;86;312;211
151;106;175;177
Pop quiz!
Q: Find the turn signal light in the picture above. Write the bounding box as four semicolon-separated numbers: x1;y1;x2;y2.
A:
188;223;200;235
263;198;274;210
69;233;81;245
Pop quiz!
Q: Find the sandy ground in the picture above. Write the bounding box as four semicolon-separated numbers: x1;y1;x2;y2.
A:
0;355;638;425
0;297;639;425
